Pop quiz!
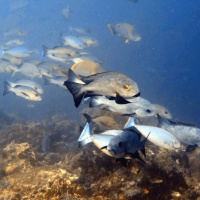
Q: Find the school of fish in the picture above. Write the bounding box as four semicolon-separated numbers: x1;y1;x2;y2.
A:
1;3;199;166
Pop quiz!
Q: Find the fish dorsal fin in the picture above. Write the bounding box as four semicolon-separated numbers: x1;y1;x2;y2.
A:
124;116;135;129
168;119;197;127
78;122;92;147
67;68;85;84
130;151;145;163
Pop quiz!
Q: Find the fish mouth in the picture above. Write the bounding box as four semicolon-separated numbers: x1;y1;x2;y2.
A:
133;92;140;97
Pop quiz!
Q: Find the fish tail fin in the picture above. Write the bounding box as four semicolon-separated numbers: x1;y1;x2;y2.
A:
107;24;116;35
78;123;92;147
3;81;12;95
42;75;52;85
68;26;73;33
41;45;49;57
124;116;136;129
58;31;63;43
64;81;85;107
140;132;151;157
0;48;4;57
11;68;19;77
64;69;86;107
83;113;92;123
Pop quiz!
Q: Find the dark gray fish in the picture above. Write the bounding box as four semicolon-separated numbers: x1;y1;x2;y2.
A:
102;128;147;162
42;134;50;154
64;69;140;107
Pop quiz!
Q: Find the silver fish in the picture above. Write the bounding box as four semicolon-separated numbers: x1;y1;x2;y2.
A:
5;39;24;47
158;115;200;148
43;75;67;89
62;35;87;49
7;79;43;94
153;104;172;119
79;36;98;47
69;26;91;35
108;23;141;43
124;117;181;150
0;61;18;74
64;69;140;107
78;122;123;157
89;96;156;118
61;5;72;20
15;62;41;78
4;81;42;101
0;46;32;58
41;45;80;58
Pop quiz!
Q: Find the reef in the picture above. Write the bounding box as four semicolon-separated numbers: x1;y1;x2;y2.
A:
0;112;200;200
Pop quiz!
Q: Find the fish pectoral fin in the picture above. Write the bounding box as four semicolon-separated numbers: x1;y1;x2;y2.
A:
186;144;198;153
130;151;145;163
116;158;128;167
115;93;131;104
140;148;146;158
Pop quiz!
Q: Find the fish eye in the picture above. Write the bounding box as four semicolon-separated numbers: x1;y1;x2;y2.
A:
124;85;131;91
165;111;168;114
35;94;38;97
146;109;151;113
118;142;122;148
34;87;38;90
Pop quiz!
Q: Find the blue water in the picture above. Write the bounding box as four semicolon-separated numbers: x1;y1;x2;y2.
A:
0;0;200;125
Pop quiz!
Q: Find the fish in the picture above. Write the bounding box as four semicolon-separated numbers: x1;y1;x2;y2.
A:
3;81;42;101
70;60;105;76
37;65;53;78
108;23;141;43
71;55;103;64
43;75;67;89
78;122;120;156
69;26;91;35
5;39;24;47
61;35;87;49
83;113;116;128
41;134;50;154
4;28;26;38
153;104;173;119
64;69;140;107
38;61;64;71
15;62;41;78
158;115;200;149
0;46;32;58
1;54;23;65
102;128;147;162
79;36;99;47
78;122;145;163
10;0;28;10
6;79;43;94
124;117;181;150
89;96;157;118
61;5;72;20
41;45;80;58
0;61;18;74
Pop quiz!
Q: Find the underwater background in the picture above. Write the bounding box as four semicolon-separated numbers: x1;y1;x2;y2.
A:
0;0;199;125
0;1;200;199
